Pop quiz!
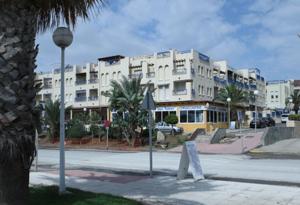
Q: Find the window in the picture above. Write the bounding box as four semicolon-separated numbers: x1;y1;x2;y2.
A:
198;66;200;74
207;88;209;95
188;110;195;123
201;66;204;75
276;95;278;99
201;86;204;95
155;111;176;122
214;111;217;123
196;110;203;122
180;111;188;123
198;85;201;94
117;71;121;79
271;95;274;99
105;73;109;85
112;72;116;80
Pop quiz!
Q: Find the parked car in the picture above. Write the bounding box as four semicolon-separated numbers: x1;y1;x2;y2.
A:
250;118;267;128
281;114;289;123
155;122;183;134
262;117;275;127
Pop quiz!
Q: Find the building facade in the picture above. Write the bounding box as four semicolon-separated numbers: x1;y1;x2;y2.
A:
36;49;266;133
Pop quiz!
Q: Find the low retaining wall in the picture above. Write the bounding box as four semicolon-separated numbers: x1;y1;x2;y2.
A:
210;128;226;144
263;127;296;146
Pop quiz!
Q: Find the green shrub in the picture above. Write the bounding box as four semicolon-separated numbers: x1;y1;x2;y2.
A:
67;120;86;138
165;114;178;125
288;114;300;121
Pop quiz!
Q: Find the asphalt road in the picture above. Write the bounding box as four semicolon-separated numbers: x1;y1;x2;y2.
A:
36;149;300;185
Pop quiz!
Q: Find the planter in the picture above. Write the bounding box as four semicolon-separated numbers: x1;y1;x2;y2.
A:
287;120;300;137
286;120;300;127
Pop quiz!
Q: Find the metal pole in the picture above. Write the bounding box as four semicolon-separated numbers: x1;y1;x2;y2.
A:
35;129;38;172
255;104;257;132
148;109;153;178
59;47;66;193
228;102;230;128
106;127;109;150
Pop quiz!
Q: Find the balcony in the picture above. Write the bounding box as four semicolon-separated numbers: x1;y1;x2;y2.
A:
173;89;187;95
146;72;155;78
89;96;98;101
250;84;257;90
129;73;143;79
89;79;99;84
75;96;87;102
43;84;52;89
75;79;87;85
214;76;227;85
172;68;187;75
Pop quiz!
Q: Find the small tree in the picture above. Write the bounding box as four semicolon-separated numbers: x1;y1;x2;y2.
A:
165;114;178;136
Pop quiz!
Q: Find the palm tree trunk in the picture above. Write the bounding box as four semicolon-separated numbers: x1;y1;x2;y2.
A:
0;3;38;205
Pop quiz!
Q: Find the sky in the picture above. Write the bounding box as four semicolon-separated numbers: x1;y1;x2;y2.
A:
36;0;300;81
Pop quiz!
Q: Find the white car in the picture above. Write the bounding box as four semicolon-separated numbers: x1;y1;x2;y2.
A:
281;114;289;123
155;122;183;134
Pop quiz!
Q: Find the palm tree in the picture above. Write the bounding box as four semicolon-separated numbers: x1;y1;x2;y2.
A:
0;1;104;204
44;100;60;141
217;85;249;121
102;75;149;146
290;90;300;114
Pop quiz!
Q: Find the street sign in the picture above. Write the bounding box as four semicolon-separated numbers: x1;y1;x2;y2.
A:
142;91;156;110
177;141;204;181
104;120;111;128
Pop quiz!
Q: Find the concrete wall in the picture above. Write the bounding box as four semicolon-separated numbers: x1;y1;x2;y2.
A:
263;127;296;146
210;128;226;144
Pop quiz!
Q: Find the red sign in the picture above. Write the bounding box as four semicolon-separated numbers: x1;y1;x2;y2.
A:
104;120;111;128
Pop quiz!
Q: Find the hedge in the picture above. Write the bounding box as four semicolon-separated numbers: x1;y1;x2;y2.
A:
288;114;300;121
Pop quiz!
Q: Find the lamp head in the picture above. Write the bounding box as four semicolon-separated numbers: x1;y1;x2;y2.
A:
53;27;73;48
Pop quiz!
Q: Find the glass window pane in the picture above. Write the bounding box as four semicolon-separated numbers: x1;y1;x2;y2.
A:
162;111;169;121
180;111;187;123
188;110;195;123
196;110;203;122
170;111;176;116
210;111;214;122
155;112;161;122
214;111;217;123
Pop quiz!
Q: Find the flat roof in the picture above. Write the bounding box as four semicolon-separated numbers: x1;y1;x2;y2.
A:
98;55;125;62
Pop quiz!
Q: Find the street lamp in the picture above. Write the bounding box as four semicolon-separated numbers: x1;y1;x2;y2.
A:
254;90;259;132
53;27;73;194
227;97;231;128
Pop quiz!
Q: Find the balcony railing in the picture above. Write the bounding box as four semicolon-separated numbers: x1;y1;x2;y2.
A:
75;96;87;102
89;79;99;84
88;96;98;101
129;73;143;79
250;84;257;90
172;68;187;75
146;72;155;78
43;85;52;89
75;79;87;85
173;89;187;95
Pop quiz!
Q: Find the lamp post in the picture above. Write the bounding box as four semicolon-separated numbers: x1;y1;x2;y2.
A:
227;98;231;128
254;90;259;132
53;27;73;194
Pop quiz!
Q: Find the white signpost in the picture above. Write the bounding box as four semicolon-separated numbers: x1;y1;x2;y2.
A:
177;141;204;181
142;90;156;177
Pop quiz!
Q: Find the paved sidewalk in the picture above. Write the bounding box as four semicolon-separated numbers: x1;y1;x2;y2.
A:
169;131;264;154
30;170;300;205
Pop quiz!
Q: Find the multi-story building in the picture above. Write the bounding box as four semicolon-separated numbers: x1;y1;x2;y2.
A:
264;80;294;118
266;80;294;110
36;49;266;132
294;80;300;93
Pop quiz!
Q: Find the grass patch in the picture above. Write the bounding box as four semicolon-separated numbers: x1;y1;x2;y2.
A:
30;186;142;205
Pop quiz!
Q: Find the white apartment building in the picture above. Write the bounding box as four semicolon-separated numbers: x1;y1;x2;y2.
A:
266;80;294;110
36;49;266;132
